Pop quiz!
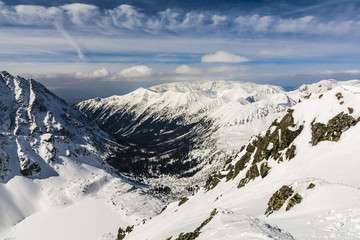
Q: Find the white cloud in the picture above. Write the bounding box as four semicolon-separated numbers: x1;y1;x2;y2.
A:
211;15;227;25
108;4;144;30
343;69;360;75
202;51;249;63
14;5;63;25
75;68;109;78
118;65;153;77
174;65;201;75
61;4;99;26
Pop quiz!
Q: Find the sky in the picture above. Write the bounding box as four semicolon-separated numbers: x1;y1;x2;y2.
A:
1;0;360;103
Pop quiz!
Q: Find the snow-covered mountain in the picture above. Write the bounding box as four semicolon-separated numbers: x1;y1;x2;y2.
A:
123;82;360;240
2;73;360;240
0;71;120;181
0;72;164;240
76;80;296;196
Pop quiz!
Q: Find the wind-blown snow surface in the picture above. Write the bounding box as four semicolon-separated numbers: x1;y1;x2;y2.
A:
0;72;163;240
124;84;360;240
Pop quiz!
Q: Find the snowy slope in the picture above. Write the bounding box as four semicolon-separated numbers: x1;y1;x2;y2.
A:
123;84;360;240
76;80;295;196
0;72;163;240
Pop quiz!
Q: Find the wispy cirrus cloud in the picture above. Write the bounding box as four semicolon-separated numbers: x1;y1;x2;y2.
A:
1;1;360;37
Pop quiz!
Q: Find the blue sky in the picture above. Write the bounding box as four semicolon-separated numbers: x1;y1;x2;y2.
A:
1;0;360;103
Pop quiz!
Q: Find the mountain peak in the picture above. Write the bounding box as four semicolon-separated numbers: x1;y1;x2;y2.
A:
0;71;119;182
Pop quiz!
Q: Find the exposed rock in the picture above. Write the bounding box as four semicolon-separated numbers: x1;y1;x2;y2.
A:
311;112;359;145
20;161;41;176
0;153;10;181
225;144;255;181
336;92;343;100
304;93;312;99
260;162;271;178
285;145;296;160
307;183;316;189
204;173;225;191
286;193;302;211
117;225;134;240
252;110;303;165
159;206;167;214
237;164;259;188
265;185;294;216
178;197;189;206
222;109;303;189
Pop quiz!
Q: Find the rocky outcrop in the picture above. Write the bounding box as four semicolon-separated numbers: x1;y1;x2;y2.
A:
235;109;303;188
286;193;303;211
311;112;359;145
204;109;304;192
265;185;303;216
265;185;294;216
178;197;189;206
117;226;134;240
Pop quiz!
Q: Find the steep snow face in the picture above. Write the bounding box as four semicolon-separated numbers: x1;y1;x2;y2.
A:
0;72;163;240
125;84;360;240
76;80;295;196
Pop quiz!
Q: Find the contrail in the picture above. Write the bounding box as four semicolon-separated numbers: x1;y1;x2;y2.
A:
54;22;85;60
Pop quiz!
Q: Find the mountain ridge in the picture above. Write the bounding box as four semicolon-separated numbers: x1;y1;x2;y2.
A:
123;83;360;240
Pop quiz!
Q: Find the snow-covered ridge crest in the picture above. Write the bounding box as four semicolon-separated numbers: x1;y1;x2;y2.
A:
78;80;288;120
292;78;360;95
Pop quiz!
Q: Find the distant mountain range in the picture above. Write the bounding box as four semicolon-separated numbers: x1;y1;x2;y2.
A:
76;79;350;196
1;71;360;240
76;80;297;196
